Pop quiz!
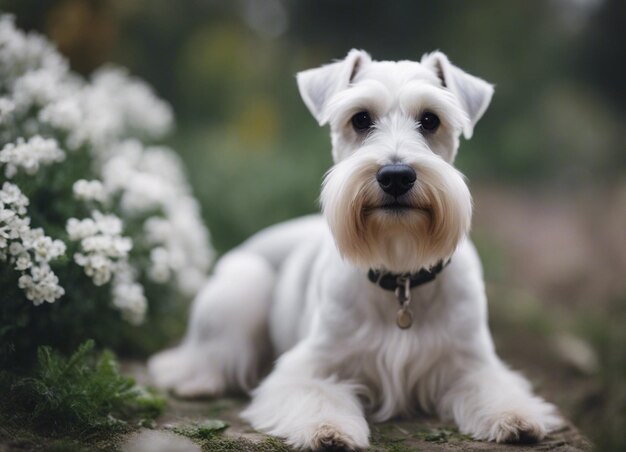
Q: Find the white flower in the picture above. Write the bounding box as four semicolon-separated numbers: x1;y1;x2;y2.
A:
20;227;44;250
12;69;66;112
72;179;107;203
0;182;29;211
18;263;65;305
147;247;171;283
66;218;99;240
32;235;66;262
112;280;147;325
0;136;65;178
0;207;29;241
39;97;82;132
112;261;147;325
0;183;65;304
14;253;32;270
0;96;15;124
89;67;173;141
0;16;68;86
81;235;132;257
8;241;24;255
92;210;122;236
67;210;132;287
144;217;171;243
102;142;213;295
74;252;113;286
44;68;175;153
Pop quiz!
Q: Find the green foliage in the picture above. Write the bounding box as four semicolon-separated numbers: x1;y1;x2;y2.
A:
0;340;164;436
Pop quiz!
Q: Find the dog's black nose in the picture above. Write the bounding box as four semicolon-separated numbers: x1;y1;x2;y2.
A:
376;164;416;197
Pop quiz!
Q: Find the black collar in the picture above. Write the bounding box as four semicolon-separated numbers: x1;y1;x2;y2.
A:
367;260;449;291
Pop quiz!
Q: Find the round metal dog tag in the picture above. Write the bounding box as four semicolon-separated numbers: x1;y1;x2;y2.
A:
396;309;413;329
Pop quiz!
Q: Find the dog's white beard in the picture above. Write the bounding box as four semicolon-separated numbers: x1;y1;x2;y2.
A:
321;153;472;273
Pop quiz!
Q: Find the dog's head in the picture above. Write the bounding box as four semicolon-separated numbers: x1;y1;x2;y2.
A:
298;50;493;273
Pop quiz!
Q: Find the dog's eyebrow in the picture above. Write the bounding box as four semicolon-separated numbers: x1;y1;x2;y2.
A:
398;83;468;131
324;80;391;125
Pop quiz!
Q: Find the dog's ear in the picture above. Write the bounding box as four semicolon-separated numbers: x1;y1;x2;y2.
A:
421;51;494;139
297;49;371;125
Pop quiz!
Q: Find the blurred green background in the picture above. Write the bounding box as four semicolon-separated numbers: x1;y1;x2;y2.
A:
2;0;625;449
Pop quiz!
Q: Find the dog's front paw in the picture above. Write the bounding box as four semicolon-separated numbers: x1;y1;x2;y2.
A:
448;366;564;444
275;421;367;451
310;423;365;451
488;412;548;443
242;371;370;451
473;404;563;444
244;410;369;451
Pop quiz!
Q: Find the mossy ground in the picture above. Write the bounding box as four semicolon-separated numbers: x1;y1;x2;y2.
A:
136;391;589;452
1;383;592;452
0;346;594;452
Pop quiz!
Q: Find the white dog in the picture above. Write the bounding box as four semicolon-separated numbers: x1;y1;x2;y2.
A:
149;50;561;450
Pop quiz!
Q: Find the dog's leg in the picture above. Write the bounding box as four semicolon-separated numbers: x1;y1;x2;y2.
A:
438;357;562;443
148;251;274;396
241;341;370;451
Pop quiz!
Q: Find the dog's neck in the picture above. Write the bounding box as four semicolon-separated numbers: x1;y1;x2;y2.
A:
367;260;449;292
367;260;450;329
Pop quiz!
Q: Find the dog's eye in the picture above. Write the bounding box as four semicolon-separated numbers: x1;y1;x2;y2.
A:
351;111;373;132
419;112;440;132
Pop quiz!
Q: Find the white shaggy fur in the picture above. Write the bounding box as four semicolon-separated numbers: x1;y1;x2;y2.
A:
149;50;561;450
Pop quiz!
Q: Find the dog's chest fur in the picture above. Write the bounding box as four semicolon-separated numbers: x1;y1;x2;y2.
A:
272;239;462;421
332;283;453;421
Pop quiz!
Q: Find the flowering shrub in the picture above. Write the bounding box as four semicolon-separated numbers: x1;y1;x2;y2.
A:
0;16;213;365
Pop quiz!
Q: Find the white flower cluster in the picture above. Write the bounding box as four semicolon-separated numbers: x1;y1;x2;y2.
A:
0;16;67;90
0;182;65;305
0;15;213;325
0;16;172;153
103;140;212;296
111;261;147;325
36;67;174;153
0;136;65;177
67;211;132;286
67;210;148;323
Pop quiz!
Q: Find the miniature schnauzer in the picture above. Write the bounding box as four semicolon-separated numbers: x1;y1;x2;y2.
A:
149;50;561;450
